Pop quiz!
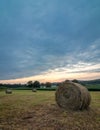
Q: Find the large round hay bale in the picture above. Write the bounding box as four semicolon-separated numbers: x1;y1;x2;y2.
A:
32;88;37;92
55;81;91;111
5;89;12;94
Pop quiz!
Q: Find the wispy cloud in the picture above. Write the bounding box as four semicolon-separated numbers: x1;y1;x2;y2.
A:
0;0;100;82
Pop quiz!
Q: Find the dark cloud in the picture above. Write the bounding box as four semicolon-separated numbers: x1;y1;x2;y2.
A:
0;0;100;80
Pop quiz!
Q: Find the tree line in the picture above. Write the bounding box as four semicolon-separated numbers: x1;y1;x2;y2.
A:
27;81;52;88
0;80;55;89
0;79;100;89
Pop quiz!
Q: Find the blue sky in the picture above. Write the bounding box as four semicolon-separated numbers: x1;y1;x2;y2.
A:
0;0;100;83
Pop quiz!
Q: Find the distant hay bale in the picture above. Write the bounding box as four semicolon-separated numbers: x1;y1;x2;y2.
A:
55;81;91;111
32;88;37;92
5;89;12;94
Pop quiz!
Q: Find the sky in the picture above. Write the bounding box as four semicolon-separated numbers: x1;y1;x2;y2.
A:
0;0;100;84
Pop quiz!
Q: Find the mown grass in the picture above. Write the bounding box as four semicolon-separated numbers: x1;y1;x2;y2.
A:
90;91;100;108
0;90;100;130
0;90;54;110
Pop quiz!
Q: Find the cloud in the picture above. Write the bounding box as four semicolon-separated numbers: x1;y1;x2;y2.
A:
0;0;100;81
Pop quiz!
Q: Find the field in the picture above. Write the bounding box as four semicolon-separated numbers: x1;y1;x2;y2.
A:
0;90;100;130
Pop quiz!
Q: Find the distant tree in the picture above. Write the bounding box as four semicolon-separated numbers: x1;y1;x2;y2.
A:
33;81;40;88
72;79;79;83
40;83;45;88
45;82;51;88
27;81;33;88
0;83;3;87
41;83;45;86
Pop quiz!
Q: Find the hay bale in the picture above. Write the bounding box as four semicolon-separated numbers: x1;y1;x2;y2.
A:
5;89;12;94
32;88;37;92
55;81;91;111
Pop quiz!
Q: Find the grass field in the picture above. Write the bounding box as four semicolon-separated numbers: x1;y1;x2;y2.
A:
86;84;100;91
0;90;100;130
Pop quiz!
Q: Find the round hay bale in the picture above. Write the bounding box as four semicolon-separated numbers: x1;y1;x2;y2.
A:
55;81;91;111
5;89;12;94
32;88;37;92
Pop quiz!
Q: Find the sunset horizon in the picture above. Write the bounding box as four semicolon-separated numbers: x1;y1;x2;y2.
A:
0;71;100;84
0;0;100;84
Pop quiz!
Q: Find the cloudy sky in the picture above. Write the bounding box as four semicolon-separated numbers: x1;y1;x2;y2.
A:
0;0;100;83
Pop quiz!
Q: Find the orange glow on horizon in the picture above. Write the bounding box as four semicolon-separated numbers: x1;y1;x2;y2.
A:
0;72;100;84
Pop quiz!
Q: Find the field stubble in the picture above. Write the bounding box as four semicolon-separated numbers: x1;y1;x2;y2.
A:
0;90;100;130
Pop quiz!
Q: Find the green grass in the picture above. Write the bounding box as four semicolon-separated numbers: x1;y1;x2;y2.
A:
90;91;100;108
0;90;55;110
86;84;100;90
0;90;99;108
0;90;100;130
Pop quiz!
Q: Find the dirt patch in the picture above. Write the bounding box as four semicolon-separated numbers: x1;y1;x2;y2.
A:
0;103;100;130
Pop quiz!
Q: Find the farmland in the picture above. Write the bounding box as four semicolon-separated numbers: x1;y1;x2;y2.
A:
0;90;100;130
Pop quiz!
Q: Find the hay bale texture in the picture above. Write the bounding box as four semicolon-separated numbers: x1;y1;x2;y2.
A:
5;89;12;94
55;81;91;111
